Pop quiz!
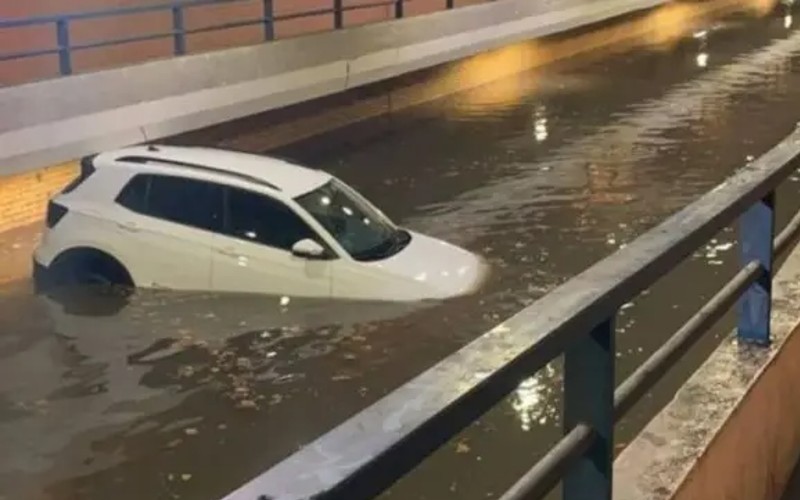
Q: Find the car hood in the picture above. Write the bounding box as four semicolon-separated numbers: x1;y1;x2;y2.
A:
364;231;488;299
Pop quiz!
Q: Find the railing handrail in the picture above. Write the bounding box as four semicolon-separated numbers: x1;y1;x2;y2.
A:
221;129;800;500
0;0;258;28
0;0;418;81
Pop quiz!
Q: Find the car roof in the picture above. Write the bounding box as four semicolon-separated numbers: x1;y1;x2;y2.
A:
95;145;331;197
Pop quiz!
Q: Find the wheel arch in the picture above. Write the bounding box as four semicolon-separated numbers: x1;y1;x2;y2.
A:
49;246;135;286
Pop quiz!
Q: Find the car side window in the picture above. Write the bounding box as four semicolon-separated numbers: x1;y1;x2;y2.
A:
116;174;223;232
147;175;223;232
225;187;321;252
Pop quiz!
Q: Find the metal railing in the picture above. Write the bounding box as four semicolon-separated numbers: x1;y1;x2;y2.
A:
221;127;800;500
0;0;453;77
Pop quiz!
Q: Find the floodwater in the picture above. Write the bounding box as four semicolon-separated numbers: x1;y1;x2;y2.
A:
4;1;800;499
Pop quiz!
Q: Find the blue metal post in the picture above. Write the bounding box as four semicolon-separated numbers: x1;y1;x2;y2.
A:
395;0;404;18
738;192;775;346
56;19;72;76
263;0;275;40
563;318;614;500
172;6;186;55
334;0;344;29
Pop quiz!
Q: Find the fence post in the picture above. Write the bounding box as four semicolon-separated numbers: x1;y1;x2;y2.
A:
172;6;186;55
334;0;343;29
263;0;275;40
446;0;455;8
738;192;775;346
56;19;72;76
563;318;614;500
395;0;404;18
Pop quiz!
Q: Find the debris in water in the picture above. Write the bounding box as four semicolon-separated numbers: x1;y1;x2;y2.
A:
237;399;258;410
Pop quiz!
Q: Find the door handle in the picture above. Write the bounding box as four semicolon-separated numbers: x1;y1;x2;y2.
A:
117;221;140;233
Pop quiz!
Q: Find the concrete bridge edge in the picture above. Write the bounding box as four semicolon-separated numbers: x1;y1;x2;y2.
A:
614;242;800;500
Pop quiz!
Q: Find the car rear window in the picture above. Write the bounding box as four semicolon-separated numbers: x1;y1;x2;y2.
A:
148;175;222;232
116;174;148;212
115;174;223;232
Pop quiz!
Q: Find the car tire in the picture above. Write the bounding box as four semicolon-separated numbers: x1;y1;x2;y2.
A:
49;249;134;292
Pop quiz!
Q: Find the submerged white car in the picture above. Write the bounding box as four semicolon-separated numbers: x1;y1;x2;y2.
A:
33;146;487;302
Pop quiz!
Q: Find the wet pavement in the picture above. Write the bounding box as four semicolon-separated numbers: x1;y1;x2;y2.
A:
4;1;800;499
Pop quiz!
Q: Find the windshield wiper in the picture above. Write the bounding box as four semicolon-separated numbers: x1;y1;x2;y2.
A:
353;229;411;262
381;229;411;256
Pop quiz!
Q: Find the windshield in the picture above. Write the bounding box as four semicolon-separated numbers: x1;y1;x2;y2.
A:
295;179;409;261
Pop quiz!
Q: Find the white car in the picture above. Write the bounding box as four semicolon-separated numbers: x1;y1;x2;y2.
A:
33;145;488;302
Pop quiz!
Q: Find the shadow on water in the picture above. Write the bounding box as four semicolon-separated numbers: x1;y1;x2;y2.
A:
0;284;439;500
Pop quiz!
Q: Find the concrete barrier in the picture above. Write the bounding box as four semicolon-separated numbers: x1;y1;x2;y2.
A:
614;241;800;500
0;0;666;178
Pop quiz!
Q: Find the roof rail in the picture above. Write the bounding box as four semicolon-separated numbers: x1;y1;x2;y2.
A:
116;155;282;192
186;145;317;172
203;144;294;162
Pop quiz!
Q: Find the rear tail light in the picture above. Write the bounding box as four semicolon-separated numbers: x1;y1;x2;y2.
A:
46;202;68;228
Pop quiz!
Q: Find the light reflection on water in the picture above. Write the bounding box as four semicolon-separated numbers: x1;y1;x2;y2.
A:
511;364;559;432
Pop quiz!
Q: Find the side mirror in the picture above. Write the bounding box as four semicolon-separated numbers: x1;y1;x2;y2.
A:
291;238;326;259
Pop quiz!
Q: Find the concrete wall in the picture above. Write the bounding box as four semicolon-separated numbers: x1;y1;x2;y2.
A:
614;238;800;500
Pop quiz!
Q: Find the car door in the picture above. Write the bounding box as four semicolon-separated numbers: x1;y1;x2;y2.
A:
210;186;333;298
114;173;222;290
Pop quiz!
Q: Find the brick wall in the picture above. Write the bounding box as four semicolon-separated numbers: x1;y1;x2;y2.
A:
0;162;78;233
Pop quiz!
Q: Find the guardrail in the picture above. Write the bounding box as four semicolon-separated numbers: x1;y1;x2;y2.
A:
221;127;800;500
0;0;457;77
